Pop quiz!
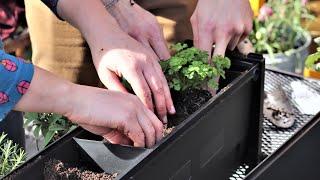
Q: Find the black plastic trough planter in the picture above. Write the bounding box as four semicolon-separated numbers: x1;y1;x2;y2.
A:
245;112;320;180
4;52;265;180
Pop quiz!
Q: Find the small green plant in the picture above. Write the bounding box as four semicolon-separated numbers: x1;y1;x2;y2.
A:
0;133;26;177
160;43;231;91
249;0;314;56
305;37;320;72
24;113;77;147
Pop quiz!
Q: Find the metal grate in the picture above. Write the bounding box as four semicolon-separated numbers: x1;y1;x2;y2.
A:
230;70;320;179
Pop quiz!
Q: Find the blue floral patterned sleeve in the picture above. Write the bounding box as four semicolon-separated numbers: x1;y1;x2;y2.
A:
0;41;34;121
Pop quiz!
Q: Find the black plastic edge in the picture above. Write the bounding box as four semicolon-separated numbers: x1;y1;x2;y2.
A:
245;112;320;180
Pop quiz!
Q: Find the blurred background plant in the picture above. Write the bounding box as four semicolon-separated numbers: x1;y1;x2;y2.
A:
0;132;26;178
24;113;76;148
249;0;314;57
305;37;320;72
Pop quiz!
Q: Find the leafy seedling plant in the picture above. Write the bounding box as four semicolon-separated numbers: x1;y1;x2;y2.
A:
0;133;26;178
24;113;77;148
305;37;320;72
160;43;231;91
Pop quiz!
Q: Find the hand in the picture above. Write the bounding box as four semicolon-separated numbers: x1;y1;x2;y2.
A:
91;32;175;125
57;0;175;123
105;0;170;60
14;67;162;148
67;85;164;148
190;0;253;57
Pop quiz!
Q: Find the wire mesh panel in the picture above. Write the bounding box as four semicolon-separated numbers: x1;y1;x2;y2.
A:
230;70;320;180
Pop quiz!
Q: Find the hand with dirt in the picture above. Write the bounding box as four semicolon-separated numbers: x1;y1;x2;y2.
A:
58;0;175;124
15;67;163;148
190;0;253;57
104;0;171;60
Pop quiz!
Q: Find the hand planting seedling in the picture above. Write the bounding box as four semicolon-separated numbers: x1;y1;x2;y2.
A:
160;43;231;91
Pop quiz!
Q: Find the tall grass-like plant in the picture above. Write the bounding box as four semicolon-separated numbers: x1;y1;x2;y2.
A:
0;133;26;177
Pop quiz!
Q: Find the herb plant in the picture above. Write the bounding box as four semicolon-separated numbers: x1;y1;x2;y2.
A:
305;37;320;72
0;133;26;177
249;0;313;56
24;113;77;147
160;43;231;91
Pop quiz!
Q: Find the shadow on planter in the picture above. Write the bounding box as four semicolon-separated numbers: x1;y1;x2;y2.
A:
0;111;25;148
4;52;265;180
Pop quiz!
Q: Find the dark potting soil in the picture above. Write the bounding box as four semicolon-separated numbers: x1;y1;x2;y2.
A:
166;88;212;129
44;159;117;180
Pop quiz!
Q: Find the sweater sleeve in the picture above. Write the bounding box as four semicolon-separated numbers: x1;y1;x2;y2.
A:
41;0;63;20
0;50;34;121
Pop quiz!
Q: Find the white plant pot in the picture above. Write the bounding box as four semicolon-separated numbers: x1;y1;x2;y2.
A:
263;32;312;74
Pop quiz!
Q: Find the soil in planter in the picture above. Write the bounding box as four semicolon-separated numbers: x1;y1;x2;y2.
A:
164;88;212;135
44;159;117;180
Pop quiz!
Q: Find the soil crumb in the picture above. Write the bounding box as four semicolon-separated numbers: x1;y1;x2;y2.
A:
44;159;117;180
163;126;175;137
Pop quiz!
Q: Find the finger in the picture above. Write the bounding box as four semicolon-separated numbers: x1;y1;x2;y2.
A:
103;130;132;145
99;70;128;92
197;31;214;61
152;61;175;115
143;65;167;123
79;124;132;146
228;35;241;51
137;110;157;148
143;107;164;142
137;37;154;53
190;13;200;47
149;26;171;60
124;70;154;111
123;118;146;148
213;34;232;56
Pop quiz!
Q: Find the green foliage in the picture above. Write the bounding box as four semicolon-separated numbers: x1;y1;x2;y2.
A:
24;113;77;147
249;0;314;56
161;43;231;91
0;133;26;177
305;37;320;72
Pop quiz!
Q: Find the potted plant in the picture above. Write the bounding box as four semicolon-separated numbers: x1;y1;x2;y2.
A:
304;37;320;79
5;45;265;180
249;0;313;74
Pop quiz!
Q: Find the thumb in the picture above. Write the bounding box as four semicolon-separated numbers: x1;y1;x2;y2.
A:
99;70;128;92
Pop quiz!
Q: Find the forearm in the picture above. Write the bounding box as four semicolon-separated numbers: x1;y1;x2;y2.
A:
14;66;73;117
56;0;124;51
